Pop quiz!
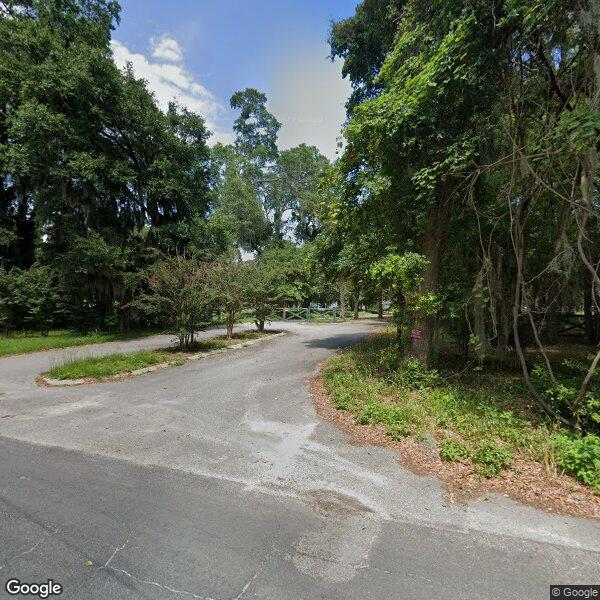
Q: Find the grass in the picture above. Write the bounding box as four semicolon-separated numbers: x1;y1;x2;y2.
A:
322;328;600;492
44;329;276;381
0;328;159;357
184;329;275;352
47;350;176;380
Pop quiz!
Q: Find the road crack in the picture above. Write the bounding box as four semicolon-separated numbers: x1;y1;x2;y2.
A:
0;519;74;571
100;532;217;600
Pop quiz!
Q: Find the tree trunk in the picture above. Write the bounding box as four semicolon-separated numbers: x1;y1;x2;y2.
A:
226;313;234;339
584;275;599;344
409;200;447;366
338;278;347;319
352;287;360;320
473;266;490;360
378;296;384;319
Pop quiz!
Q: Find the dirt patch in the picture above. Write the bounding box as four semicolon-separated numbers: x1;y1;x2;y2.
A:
310;366;600;521
302;489;374;516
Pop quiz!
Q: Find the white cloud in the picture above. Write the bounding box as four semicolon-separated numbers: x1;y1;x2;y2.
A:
151;36;184;62
110;38;232;145
268;44;351;160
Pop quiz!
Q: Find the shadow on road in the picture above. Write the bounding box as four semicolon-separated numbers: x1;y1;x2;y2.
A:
301;332;371;350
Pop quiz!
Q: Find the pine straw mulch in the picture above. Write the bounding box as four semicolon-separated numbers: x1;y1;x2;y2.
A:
310;367;600;521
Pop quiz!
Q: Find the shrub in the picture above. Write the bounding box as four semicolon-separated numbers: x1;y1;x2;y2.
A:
333;390;353;411
387;422;412;440
439;439;469;462
394;356;440;389
357;400;394;425
379;344;401;372
472;440;514;477
552;434;600;494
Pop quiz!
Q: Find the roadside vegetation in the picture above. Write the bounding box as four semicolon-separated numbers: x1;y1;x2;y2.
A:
322;330;600;496
1;0;599;512
44;330;276;381
47;349;176;380
0;329;159;358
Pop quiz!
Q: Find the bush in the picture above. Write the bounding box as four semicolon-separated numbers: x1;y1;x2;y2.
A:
394;356;440;389
387;422;412;440
357;400;394;425
439;439;469;462
552;434;600;494
472;440;514;477
378;344;401;372
333;390;353;411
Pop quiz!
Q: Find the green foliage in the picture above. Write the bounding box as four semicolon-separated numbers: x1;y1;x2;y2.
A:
393;357;440;390
0;265;60;334
370;252;428;301
266;144;330;241
322;330;600;492
187;329;272;352
329;0;405;110
230;88;280;165
532;363;600;433
245;243;307;330
439;439;469;462
207;256;250;338
328;0;600;427
552;434;600;494
0;0;213;332
472;441;514;478
138;257;212;349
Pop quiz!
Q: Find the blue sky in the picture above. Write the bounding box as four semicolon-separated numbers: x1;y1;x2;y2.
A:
112;0;357;158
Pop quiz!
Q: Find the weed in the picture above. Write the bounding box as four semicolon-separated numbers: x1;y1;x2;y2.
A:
472;441;514;478
439;439;469;462
552;434;600;494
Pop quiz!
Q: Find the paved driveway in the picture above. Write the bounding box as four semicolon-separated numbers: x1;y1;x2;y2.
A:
0;321;598;599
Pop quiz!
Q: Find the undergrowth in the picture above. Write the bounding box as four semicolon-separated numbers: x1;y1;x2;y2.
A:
322;329;600;494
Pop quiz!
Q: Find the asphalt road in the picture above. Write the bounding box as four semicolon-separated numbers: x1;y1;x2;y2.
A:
0;321;598;600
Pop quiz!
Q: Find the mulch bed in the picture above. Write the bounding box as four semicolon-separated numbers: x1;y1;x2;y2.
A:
310;366;600;521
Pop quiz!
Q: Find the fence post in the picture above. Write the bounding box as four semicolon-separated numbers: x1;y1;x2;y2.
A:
333;307;336;322
306;307;310;322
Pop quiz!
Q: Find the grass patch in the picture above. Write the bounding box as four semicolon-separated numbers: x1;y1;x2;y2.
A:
0;329;158;357
185;329;275;352
44;329;277;381
322;328;599;493
47;350;177;380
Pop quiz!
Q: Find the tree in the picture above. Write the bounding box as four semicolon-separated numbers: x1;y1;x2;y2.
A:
246;244;307;331
331;0;600;432
0;0;214;332
266;145;329;241
230;88;280;167
210;143;271;252
139;257;212;349
207;256;250;339
329;0;405;112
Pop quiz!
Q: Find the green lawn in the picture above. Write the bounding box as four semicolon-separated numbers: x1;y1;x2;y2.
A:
0;329;159;357
46;349;176;380
322;328;600;493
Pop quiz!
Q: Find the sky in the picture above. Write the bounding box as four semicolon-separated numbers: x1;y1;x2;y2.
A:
111;0;358;159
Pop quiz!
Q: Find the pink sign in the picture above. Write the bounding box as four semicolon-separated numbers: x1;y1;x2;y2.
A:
410;329;422;340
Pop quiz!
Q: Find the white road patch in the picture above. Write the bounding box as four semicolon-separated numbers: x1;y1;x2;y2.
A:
245;419;317;485
13;398;101;419
291;513;382;583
